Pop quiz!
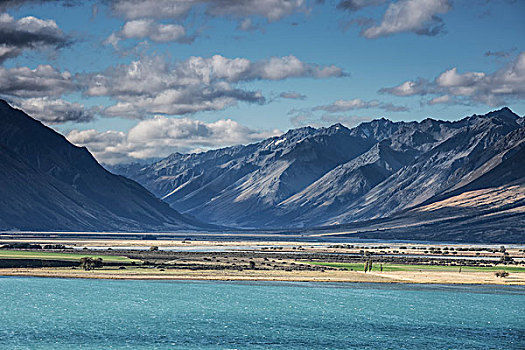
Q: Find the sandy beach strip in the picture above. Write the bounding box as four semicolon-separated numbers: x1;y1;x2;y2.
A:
2;267;524;285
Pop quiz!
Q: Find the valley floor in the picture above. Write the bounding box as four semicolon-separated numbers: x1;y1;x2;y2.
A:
1;236;524;285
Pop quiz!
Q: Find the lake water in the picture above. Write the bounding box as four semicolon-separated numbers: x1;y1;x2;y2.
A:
1;278;524;349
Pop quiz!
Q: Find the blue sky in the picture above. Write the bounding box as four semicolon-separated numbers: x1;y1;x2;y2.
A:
1;0;524;164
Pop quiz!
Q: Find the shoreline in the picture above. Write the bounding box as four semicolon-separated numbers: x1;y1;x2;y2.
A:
2;267;524;285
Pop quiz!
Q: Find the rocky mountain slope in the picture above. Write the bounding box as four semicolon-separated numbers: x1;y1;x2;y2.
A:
111;108;524;239
0;100;211;232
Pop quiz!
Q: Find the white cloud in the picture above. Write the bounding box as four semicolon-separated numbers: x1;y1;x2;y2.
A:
1;53;343;123
67;115;281;164
380;52;525;106
81;54;345;118
250;55;344;80
112;0;196;20
0;12;70;62
12;97;95;124
205;0;307;22
427;95;450;105
362;0;451;38
436;67;485;88
105;19;189;46
108;0;308;44
112;0;308;22
107;0;308;44
0;64;74;98
380;79;429;96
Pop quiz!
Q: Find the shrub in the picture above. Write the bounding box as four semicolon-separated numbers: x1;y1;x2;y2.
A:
495;271;509;278
79;257;103;271
1;243;42;249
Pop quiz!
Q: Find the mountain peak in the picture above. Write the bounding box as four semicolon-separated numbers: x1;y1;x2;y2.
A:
481;107;519;120
330;123;346;129
322;123;350;135
283;125;317;138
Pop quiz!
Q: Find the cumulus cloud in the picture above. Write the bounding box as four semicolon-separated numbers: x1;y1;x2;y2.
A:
66;115;282;164
205;0;307;22
0;64;96;124
0;12;70;62
105;19;192;47
0;53;342;122
380;51;525;106
106;0;309;43
111;0;196;20
312;98;409;112
379;78;430;96
104;0;308;45
0;64;75;98
12;97;96;124
426;94;450;105
361;0;451;38
81;54;345;118
111;0;308;22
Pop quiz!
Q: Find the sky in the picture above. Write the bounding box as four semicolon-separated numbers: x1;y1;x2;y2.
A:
0;0;524;164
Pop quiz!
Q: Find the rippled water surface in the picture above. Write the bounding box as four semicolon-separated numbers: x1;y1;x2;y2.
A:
1;277;524;349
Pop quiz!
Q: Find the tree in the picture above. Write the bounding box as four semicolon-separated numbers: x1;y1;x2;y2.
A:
80;257;103;271
500;254;513;263
364;260;368;273
368;258;373;272
495;271;509;278
149;246;159;251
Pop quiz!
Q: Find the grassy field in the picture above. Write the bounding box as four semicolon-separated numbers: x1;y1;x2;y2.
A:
306;261;525;273
0;250;140;263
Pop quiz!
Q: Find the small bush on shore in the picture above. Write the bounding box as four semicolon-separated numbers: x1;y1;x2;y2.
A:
495;271;509;278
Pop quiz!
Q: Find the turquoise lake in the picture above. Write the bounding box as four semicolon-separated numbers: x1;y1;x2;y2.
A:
1;277;524;349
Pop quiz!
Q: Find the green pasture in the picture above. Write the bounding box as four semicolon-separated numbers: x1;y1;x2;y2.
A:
0;250;140;263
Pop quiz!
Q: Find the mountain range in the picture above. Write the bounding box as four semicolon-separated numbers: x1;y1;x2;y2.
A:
110;108;524;241
0;100;210;232
1;98;523;242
